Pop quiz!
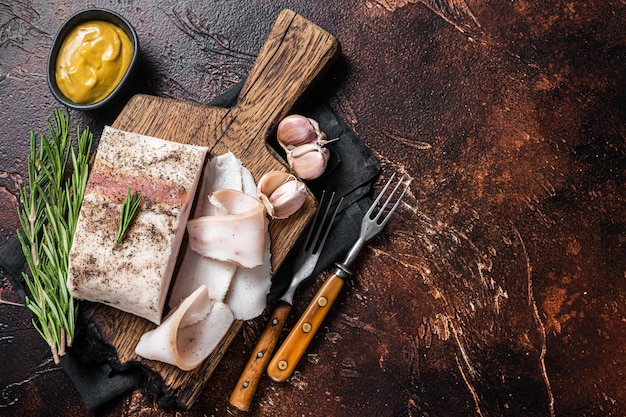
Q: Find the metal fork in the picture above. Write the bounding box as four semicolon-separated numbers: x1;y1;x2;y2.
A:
267;173;411;382
229;191;343;411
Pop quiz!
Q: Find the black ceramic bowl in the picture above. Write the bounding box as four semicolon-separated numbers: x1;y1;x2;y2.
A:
47;8;139;111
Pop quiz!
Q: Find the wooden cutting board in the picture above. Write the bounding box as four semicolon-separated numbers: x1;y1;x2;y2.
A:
81;9;339;409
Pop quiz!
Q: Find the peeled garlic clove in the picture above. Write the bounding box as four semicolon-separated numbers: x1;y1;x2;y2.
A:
287;142;330;180
258;171;307;219
277;115;328;151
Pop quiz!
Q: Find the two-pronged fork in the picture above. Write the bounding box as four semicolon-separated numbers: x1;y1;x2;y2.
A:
267;173;411;382
229;191;343;411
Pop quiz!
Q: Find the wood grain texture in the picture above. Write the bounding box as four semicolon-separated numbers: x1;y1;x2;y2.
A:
83;9;339;409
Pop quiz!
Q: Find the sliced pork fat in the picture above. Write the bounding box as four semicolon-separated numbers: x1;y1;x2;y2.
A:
169;152;258;309
226;220;272;320
187;189;266;269
135;285;235;370
168;249;236;306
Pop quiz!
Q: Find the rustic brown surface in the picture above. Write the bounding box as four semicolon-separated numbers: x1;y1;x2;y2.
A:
1;1;625;417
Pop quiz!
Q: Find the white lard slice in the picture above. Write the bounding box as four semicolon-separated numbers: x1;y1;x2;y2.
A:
241;166;258;198
187;190;266;268
67;126;208;324
226;217;272;320
168;250;236;306
135;285;234;371
194;151;258;217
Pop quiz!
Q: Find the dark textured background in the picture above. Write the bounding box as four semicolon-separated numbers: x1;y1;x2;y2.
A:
1;1;625;416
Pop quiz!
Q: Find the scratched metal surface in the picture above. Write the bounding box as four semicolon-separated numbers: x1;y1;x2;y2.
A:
1;0;625;416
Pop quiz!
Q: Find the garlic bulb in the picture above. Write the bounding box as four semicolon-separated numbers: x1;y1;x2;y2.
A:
257;171;307;219
277;114;328;151
287;142;330;180
277;114;333;180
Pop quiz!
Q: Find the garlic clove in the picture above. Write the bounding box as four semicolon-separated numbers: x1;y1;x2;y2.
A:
257;171;294;196
277;114;328;151
257;171;307;219
306;117;328;145
268;180;307;219
287;142;330;180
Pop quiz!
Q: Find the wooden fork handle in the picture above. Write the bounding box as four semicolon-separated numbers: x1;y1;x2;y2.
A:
229;301;292;411
267;272;345;382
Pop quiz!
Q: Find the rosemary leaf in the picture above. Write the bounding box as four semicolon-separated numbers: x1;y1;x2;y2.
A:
115;188;142;245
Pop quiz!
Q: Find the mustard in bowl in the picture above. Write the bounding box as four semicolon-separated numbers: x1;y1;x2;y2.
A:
48;9;139;110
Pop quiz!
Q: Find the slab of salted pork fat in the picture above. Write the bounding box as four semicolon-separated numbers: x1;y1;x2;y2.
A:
67;126;208;324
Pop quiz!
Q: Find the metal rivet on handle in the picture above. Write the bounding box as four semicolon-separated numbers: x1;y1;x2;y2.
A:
278;360;288;370
302;322;312;333
318;296;328;307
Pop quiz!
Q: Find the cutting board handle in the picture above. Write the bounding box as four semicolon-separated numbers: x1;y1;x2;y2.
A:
221;9;339;159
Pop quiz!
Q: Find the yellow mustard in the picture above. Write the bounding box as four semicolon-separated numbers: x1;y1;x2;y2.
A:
55;20;133;104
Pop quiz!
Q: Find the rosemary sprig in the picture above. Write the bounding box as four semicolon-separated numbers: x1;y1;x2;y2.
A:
16;109;92;364
115;188;142;245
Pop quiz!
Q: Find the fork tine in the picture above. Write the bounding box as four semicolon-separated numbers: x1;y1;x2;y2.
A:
302;190;329;250
303;191;343;254
371;174;405;223
366;172;396;219
305;191;333;251
279;190;343;305
313;195;344;254
377;177;411;227
368;173;411;225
